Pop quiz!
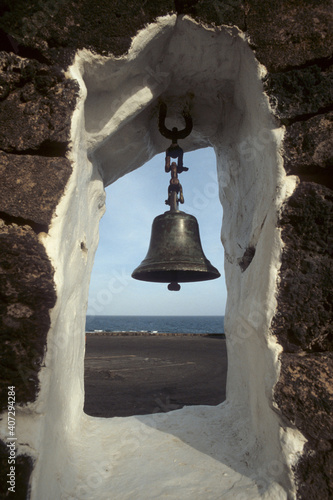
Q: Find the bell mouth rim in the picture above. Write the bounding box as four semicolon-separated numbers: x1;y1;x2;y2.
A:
131;266;221;283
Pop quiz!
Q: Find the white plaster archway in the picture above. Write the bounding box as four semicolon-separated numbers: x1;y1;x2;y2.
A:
26;14;305;499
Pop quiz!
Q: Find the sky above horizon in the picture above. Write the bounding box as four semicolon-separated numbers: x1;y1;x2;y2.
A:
87;147;227;316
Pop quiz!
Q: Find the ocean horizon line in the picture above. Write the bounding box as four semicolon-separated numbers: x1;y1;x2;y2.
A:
86;315;225;335
86;314;225;317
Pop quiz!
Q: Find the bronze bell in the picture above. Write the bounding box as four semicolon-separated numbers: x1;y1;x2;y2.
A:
131;210;220;290
132;103;220;291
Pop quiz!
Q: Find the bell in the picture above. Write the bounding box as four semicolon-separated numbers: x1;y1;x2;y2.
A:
132;210;220;290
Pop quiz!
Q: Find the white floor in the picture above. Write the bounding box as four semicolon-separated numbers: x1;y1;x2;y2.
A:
64;403;287;500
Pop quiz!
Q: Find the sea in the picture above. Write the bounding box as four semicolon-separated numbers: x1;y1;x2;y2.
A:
86;315;224;335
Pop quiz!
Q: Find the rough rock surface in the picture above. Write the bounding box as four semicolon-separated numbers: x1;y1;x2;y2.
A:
283;112;333;189
272;182;332;353
0;151;72;227
272;182;333;500
263;65;333;123
245;0;333;72
275;352;333;499
0;441;33;500
0;0;175;64
0;0;332;498
0;53;78;152
0;222;55;497
0;222;56;411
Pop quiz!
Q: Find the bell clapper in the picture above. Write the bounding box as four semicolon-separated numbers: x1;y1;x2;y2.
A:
168;282;181;291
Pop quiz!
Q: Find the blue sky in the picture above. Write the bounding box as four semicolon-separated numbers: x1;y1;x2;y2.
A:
87;147;227;316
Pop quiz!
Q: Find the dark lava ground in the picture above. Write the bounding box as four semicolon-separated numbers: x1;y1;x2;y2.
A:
84;333;227;418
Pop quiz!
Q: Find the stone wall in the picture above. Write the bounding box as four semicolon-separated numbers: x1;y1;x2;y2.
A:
0;1;332;498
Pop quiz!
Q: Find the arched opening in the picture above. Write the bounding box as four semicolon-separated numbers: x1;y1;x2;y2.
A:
33;15;304;499
86;148;226;317
84;147;227;417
